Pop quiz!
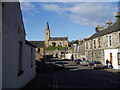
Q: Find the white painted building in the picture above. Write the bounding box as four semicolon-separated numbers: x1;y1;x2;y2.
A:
0;2;36;89
0;1;2;90
104;49;120;69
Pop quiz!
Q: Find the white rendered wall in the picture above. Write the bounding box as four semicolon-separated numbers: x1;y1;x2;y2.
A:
2;2;36;88
0;1;2;90
104;49;120;69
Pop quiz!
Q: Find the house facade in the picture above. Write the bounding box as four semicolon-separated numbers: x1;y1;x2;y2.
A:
84;12;120;69
1;2;36;89
72;44;80;60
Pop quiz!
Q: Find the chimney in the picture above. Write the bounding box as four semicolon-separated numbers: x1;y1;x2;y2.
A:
106;20;112;28
95;25;104;32
115;12;120;22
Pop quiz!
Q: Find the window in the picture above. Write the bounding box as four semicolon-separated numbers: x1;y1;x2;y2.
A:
98;38;101;48
31;48;33;67
108;35;112;46
86;42;88;49
118;53;120;65
119;33;120;44
38;48;40;52
60;42;62;46
18;41;24;76
2;2;4;7
94;40;96;48
90;41;92;49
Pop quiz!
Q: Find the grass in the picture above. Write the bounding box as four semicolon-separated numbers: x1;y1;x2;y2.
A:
46;47;67;50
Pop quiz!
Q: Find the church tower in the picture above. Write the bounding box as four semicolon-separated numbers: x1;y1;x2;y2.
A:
45;22;50;47
45;22;50;41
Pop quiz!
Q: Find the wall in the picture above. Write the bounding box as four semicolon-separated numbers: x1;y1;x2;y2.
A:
0;1;2;90
36;48;45;61
2;2;36;88
104;49;119;69
49;40;68;47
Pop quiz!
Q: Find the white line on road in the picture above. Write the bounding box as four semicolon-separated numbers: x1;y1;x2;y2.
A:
102;77;120;84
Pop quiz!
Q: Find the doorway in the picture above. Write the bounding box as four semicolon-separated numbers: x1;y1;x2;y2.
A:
110;53;112;64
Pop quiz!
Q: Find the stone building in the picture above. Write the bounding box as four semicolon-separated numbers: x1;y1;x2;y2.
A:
45;22;68;47
79;40;86;60
0;2;36;89
29;41;45;61
84;12;120;69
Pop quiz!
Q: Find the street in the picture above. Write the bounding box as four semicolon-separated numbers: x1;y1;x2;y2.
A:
24;58;120;88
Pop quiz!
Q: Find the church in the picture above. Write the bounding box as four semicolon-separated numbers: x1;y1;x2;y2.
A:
45;22;68;47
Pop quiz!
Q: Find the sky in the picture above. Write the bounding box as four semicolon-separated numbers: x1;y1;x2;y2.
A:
20;1;119;41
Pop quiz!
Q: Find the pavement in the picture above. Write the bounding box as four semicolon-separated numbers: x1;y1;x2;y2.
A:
100;68;120;74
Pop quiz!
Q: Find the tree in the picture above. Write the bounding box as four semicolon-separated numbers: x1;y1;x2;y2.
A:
52;42;56;47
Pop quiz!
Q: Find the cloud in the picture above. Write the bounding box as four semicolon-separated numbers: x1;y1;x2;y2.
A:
41;2;117;26
20;2;40;16
19;0;119;2
20;2;35;11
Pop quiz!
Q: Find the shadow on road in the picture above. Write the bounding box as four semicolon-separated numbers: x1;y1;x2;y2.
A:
23;60;120;88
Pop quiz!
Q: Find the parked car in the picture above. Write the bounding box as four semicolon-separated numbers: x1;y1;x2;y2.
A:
53;61;65;70
75;59;82;64
80;60;90;66
88;61;103;69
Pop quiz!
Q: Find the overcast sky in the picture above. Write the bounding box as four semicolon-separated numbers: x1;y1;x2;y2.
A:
20;1;119;41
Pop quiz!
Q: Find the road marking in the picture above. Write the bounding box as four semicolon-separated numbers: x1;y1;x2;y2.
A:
102;77;120;84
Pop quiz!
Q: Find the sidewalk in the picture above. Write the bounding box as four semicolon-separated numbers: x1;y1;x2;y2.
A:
101;68;120;74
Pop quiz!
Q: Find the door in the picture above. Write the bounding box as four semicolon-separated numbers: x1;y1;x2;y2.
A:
110;53;112;64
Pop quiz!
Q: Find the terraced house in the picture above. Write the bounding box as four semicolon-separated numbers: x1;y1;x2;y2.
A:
84;12;120;69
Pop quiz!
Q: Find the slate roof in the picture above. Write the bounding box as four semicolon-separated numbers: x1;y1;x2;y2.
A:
85;21;120;41
25;40;36;48
29;41;45;48
49;37;68;41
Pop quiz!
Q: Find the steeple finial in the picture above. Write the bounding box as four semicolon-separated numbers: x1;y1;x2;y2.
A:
46;22;49;30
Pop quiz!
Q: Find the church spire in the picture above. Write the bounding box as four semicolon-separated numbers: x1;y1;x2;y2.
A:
46;22;49;30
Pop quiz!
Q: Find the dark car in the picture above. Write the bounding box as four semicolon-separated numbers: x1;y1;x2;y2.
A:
80;60;90;66
88;61;103;69
75;59;82;64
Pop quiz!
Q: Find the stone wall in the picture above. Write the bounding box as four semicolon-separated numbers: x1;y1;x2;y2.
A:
48;40;68;47
85;30;120;65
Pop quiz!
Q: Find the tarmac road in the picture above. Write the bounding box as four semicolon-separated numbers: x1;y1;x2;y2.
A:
24;58;120;88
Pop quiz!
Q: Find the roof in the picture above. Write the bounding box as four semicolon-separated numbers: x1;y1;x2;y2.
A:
29;41;45;48
25;40;36;48
85;21;120;41
49;37;68;41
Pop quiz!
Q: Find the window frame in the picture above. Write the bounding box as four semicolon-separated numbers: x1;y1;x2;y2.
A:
117;53;120;65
